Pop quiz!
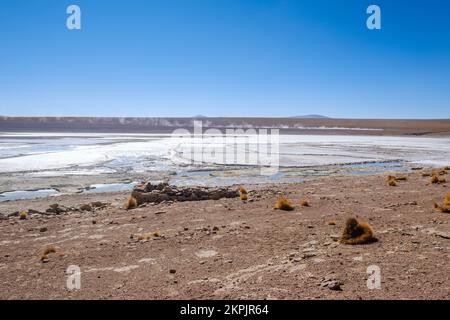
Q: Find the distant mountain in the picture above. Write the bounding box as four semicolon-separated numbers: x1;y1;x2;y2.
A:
291;114;330;119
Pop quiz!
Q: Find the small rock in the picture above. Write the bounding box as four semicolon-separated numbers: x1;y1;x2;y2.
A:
169;269;176;274
79;204;92;211
39;227;48;232
320;280;342;291
435;231;450;239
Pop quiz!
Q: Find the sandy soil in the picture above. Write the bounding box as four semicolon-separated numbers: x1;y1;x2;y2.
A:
0;170;449;300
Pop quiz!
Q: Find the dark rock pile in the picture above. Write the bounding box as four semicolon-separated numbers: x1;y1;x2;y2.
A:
1;201;109;220
131;182;239;204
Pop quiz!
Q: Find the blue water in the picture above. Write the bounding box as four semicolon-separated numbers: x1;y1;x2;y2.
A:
0;189;59;202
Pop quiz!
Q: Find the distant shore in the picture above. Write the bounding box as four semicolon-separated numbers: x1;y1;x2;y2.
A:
2;116;450;137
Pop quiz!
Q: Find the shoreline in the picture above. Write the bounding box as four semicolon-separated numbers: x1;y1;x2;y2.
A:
0;170;449;299
0;159;414;200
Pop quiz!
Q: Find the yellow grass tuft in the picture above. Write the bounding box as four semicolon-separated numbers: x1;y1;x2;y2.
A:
274;197;295;211
137;231;161;241
300;199;310;207
239;187;248;195
40;245;57;262
433;192;450;213
431;174;446;184
327;220;336;226
124;196;138;210
239;187;248;201
19;211;28;220
387;175;406;186
340;218;377;245
388;178;397;186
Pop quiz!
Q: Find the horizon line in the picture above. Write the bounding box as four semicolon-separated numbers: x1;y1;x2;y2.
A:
1;115;450;121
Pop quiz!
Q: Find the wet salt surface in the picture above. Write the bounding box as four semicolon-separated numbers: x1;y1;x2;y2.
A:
0;132;449;199
83;182;138;193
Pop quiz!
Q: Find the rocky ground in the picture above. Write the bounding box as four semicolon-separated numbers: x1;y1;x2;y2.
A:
0;169;449;300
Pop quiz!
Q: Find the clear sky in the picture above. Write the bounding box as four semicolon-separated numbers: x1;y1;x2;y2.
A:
1;0;449;118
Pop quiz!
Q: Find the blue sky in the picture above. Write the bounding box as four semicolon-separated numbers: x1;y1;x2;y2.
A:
0;0;449;118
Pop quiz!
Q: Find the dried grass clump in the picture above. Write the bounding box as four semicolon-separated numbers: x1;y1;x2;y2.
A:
433;192;450;213
137;231;161;241
124;196;138;210
388;179;397;186
429;169;447;178
274;197;295;211
40;245;58;262
19;211;28;220
239;187;248;195
239;187;248;201
300;199;310;207
340;218;377;245
387;175;407;186
431;174;446;184
327;220;336;226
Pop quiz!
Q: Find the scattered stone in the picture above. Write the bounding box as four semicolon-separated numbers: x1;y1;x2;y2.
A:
434;231;450;239
320;279;343;291
28;209;44;215
79;204;92;211
302;252;318;259
169;269;176;274
132;182;239;204
91;201;108;209
7;212;19;218
39;227;48;232
329;233;341;241
46;204;66;215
